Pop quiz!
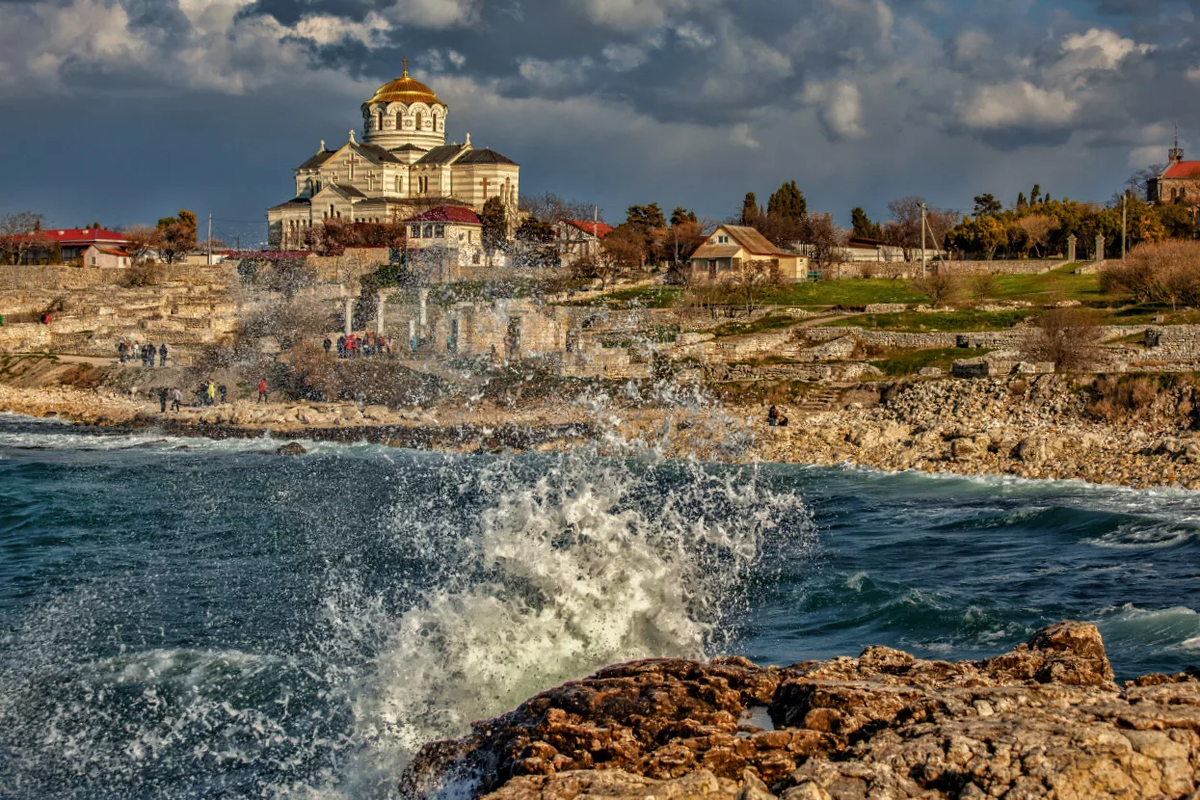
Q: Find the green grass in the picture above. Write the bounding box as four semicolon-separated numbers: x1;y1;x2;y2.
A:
827;309;1032;332
760;279;930;308
582;284;683;309
710;314;802;339
987;271;1103;303
869;347;989;378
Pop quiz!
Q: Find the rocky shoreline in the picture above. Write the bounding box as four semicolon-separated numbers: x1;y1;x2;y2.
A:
400;622;1199;799
1;373;1198;490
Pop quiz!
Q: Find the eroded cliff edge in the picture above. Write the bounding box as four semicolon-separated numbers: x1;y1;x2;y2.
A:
400;622;1199;799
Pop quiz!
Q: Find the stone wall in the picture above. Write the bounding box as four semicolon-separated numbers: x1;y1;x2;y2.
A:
1146;325;1200;357
0;265;234;290
828;260;1063;280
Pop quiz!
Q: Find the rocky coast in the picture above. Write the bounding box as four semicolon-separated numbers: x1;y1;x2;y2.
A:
0;357;1197;488
401;622;1198;799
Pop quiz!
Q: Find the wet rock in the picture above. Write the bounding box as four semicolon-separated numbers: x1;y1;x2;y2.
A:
276;442;307;456
950;437;980;461
403;623;1200;800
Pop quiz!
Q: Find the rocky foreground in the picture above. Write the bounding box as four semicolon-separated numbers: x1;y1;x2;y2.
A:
401;623;1199;799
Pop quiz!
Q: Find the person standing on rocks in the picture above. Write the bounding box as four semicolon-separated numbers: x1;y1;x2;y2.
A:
118;342;127;364
171;387;182;413
159;343;168;367
147;343;156;368
323;337;332;355
258;378;268;404
768;405;779;427
218;384;227;405
206;380;216;407
159;387;168;413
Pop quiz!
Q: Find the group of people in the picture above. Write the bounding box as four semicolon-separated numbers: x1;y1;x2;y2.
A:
767;405;790;428
152;378;269;412
118;341;168;368
328;332;391;359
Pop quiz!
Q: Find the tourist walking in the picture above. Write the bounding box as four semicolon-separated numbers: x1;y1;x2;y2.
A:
337;335;346;358
258;378;268;404
118;342;127;364
206;380;216;406
159;387;168;413
218;384;227;405
171;387;182;413
147;343;156;368
159;343;168;367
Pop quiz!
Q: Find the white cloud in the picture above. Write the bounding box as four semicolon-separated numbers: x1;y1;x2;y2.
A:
730;123;760;149
603;44;647;72
291;12;394;48
516;56;594;89
801;80;865;140
381;0;477;28
675;22;714;49
959;80;1079;129
571;0;707;32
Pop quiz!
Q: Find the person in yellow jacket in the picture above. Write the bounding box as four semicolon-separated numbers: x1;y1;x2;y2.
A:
206;380;216;406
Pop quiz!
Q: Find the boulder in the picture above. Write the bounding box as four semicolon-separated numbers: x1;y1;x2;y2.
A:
276;442;307;456
400;622;1199;800
950;437;981;461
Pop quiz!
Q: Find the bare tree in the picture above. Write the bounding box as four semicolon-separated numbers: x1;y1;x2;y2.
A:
799;212;847;276
0;212;45;265
123;224;161;264
519;193;598;225
726;258;780;316
969;273;1000;302
1021;307;1102;370
1014;214;1056;259
911;270;960;307
885;197;957;261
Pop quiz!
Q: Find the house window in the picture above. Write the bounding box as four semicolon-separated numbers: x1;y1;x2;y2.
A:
434;224;445;238
411;225;421;238
716;235;729;244
423;224;434;238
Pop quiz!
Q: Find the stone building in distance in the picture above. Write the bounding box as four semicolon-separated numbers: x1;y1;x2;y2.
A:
1148;135;1200;226
268;60;519;249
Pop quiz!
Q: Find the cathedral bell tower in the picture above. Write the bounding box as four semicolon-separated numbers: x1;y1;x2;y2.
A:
1169;124;1184;166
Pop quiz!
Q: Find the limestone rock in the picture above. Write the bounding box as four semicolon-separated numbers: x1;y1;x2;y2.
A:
276;442;307;456
402;623;1200;800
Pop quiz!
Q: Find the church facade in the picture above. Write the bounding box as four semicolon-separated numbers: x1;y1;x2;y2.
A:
267;63;519;250
1148;136;1200;227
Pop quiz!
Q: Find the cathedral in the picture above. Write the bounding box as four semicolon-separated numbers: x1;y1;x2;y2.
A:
267;61;520;249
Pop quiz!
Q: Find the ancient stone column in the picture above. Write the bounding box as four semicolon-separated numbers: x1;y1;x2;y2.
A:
1067;234;1076;263
419;288;429;332
376;292;386;336
344;296;354;337
408;319;417;353
1095;235;1105;263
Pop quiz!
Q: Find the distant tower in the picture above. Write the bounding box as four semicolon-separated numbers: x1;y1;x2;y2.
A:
1169;124;1184;166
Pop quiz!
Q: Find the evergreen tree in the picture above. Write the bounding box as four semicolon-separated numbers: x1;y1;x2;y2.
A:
850;207;883;239
741;193;759;225
1016;192;1028;211
973;193;1002;217
480;197;508;258
670;206;698;227
767;181;807;221
1030;184;1041;205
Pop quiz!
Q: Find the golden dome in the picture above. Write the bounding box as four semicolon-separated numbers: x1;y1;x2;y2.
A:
367;61;444;107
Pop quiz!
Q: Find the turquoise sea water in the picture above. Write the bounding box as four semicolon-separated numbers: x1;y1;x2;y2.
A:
0;413;1197;797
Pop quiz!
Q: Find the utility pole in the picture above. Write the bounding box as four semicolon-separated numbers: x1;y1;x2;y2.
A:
207;213;213;265
1121;191;1128;261
920;202;927;278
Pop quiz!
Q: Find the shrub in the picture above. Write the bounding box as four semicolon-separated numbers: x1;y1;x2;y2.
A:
1021;307;1102;370
969;273;1000;302
1101;240;1200;309
910;269;960;307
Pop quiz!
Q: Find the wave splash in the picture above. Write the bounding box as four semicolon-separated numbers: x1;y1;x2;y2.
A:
336;452;809;795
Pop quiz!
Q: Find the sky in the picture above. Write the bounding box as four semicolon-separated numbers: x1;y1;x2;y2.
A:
1;0;1198;245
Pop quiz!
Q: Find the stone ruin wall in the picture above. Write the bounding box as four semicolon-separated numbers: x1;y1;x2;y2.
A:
828;260;1063;280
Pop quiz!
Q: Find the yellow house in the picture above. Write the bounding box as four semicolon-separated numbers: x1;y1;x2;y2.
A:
689;224;808;283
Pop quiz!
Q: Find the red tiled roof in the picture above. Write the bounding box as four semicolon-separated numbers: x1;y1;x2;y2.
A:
564;219;614;239
1163;161;1200;179
404;206;481;224
96;248;131;257
36;228;129;244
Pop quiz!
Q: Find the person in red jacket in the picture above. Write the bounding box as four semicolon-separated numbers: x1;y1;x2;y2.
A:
258;378;268;404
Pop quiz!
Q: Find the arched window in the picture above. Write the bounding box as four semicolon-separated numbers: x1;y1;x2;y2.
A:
374;112;382;131
395;111;403;130
416;112;424;130
433;113;440;132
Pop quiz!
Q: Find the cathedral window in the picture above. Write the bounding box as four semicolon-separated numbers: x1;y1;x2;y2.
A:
416;112;424;130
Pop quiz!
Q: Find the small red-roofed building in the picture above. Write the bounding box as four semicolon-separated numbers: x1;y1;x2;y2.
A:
403;205;484;278
81;245;133;268
554;219;614;265
1148;138;1200;226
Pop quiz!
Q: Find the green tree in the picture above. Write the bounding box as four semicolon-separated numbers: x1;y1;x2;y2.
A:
973;193;1002;217
155;208;197;264
1016;192;1028;211
850;207;883;239
625;203;667;265
1030;184;1041;205
741;193;759;225
481;197;508;263
670;206;698;227
767;181;807;221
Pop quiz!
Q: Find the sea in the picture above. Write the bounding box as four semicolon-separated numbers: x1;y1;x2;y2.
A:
0;410;1197;798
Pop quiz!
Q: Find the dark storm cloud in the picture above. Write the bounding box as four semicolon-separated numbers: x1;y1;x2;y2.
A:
3;0;1200;229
